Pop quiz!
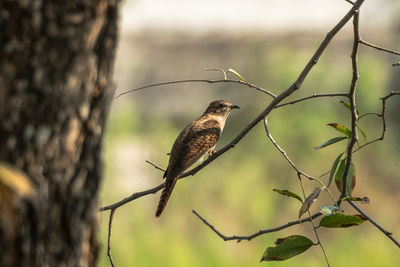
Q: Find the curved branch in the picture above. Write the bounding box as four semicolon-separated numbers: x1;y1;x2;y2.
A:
275;93;348;108
100;183;165;211
192;209;322;242
263;118;335;201
114;79;276;99
353;91;400;153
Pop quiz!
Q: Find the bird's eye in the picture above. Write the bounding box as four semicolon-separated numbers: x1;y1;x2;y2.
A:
218;103;224;108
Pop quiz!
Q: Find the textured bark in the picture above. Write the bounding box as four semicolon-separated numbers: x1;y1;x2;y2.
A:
0;1;119;266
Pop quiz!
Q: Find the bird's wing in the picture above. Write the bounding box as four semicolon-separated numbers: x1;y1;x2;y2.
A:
181;126;220;170
165;119;221;178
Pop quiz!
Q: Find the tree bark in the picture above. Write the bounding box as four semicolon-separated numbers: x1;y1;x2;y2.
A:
0;1;119;266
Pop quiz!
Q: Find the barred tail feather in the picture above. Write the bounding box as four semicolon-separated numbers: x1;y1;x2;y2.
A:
155;177;177;218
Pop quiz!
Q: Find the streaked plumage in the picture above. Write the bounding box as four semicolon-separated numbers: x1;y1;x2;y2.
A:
155;100;239;217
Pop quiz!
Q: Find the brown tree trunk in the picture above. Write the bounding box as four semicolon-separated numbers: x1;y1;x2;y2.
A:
0;1;120;266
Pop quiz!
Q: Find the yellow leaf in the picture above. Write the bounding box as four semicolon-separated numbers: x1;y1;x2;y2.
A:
0;162;34;198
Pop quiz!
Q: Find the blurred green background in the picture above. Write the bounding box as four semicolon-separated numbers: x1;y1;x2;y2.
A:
99;1;400;266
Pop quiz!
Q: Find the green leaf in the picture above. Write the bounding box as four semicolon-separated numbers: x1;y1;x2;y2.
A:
340;100;359;115
298;187;324;219
260;235;314;262
313;136;348;150
273;189;303;202
319;206;343;215
340;100;351;110
357;125;367;142
335;160;356;196
319;213;367;228
327;123;352;137
228;68;247;82
328;152;344;187
339;101;366;141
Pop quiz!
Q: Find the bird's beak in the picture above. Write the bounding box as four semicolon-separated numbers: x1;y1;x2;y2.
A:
231;104;240;109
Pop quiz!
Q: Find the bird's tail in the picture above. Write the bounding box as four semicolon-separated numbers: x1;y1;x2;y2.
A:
155;177;178;218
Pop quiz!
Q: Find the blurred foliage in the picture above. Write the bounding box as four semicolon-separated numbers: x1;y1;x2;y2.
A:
99;26;400;267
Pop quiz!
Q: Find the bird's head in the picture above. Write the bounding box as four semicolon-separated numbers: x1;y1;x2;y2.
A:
203;100;240;117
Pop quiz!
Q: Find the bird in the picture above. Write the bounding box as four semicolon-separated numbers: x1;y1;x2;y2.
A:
155;100;240;217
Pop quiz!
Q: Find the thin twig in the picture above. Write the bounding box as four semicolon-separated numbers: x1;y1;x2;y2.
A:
357;112;380;121
298;174;330;267
263;118;310;177
359;39;400;56
113;79;276;99
107;209;116;267
263;118;336;202
347;201;400;248
192;209;322;242
100;183;165;211
275;93;348;108
203;67;227;80
145;160;166;172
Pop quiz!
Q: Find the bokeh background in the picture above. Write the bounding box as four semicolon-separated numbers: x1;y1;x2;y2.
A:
99;0;400;266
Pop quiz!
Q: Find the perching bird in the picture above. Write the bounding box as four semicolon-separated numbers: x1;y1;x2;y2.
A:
155;100;240;217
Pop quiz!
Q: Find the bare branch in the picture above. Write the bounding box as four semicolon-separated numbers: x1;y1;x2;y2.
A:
107;209;116;267
113;79;276;99
348;201;400;248
353;91;400;152
100;183;165;211
275;93;348;108
192;209;322;242
357;112;380;121
263;118;335;201
263;118;314;180
145;160;165;172
359;39;400;56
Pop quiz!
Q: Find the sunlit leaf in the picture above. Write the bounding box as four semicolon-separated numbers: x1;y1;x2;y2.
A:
260;235;314;262
340;196;370;204
0;162;34;197
335;160;356;196
327;123;352;137
273;189;303;202
319;213;367;228
228;68;247;82
328;152;344;187
357;125;367;142
313;136;348;150
319;205;343;215
298;187;324;219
